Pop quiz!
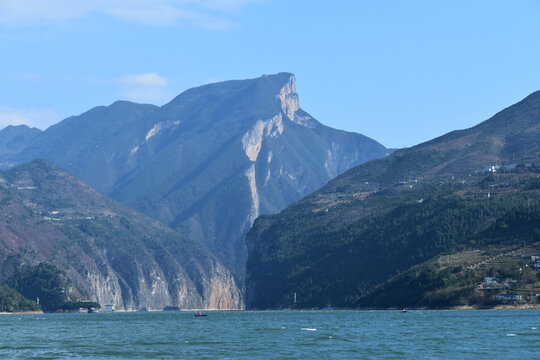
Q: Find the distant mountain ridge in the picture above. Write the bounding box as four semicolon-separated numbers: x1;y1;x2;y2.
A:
245;90;540;309
0;125;41;165
0;73;390;280
326;90;540;191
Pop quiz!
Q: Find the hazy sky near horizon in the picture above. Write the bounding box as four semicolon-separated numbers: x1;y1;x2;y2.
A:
1;0;540;148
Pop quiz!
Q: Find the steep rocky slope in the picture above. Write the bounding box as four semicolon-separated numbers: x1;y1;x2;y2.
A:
0;160;242;310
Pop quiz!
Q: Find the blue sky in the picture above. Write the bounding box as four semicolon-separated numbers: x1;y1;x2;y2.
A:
1;0;540;148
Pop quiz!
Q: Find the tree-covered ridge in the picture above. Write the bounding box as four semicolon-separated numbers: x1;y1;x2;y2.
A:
7;263;98;312
0;284;40;312
246;166;540;309
0;263;99;313
360;249;540;309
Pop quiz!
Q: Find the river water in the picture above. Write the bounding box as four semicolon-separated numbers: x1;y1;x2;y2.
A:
0;310;538;359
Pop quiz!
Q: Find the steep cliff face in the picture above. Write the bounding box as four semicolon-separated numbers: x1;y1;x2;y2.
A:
0;160;242;310
1;73;389;282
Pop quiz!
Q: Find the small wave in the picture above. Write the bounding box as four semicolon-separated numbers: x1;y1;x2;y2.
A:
506;333;517;337
301;328;317;331
531;327;537;330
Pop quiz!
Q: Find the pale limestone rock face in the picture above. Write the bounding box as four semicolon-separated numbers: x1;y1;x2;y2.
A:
264;168;271;186
242;114;283;162
145;120;181;141
264;152;273;186
266;114;284;137
276;75;318;128
277;75;299;121
241;113;285;229
86;264;242;310
87;271;125;309
145;123;162;141
141;268;171;310
293;113;316;128
204;262;244;310
245;163;259;226
242;120;266;162
129;119;181;157
324;142;342;178
324;149;335;178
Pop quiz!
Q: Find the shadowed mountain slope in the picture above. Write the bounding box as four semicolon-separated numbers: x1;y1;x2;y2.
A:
325;90;540;192
0;125;41;164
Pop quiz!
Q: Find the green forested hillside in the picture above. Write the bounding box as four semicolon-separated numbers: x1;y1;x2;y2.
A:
0;284;40;312
7;263;97;312
246;167;540;308
246;89;540;309
358;204;540;308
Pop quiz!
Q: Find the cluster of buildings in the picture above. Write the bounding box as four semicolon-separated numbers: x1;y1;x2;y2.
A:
477;277;517;290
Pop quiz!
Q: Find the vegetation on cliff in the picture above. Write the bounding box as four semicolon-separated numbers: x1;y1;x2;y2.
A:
246;90;540;309
0;284;40;312
7;263;98;312
246;166;540;309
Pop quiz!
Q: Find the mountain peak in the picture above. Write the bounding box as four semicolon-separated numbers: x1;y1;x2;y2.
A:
0;73;389;285
0;124;41;134
0;125;42;165
275;73;299;121
521;89;540;103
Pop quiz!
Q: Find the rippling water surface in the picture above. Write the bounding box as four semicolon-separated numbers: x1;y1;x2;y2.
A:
0;310;538;359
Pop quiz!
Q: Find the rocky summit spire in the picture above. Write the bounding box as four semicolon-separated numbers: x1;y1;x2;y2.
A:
277;74;299;121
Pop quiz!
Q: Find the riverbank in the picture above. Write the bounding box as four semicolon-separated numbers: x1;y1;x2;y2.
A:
356;304;540;311
266;303;540;311
448;304;540;310
0;310;43;315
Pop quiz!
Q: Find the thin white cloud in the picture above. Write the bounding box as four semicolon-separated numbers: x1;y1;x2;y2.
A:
105;4;197;26
117;73;167;87
206;77;220;84
120;88;168;104
115;72;169;103
0;107;62;130
20;73;42;81
0;0;262;29
201;0;262;12
0;1;87;24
